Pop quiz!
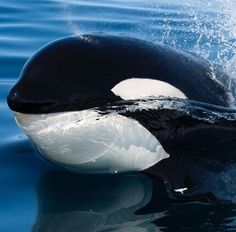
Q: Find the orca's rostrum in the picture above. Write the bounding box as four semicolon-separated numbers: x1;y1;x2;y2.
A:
7;35;236;203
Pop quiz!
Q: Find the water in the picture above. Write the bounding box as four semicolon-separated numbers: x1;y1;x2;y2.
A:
1;0;236;231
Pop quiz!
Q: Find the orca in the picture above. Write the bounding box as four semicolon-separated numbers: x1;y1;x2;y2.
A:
7;34;236;203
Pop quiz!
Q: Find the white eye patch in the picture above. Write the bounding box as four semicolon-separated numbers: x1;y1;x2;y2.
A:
111;78;187;100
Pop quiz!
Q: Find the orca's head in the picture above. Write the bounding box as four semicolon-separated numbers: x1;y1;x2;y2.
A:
7;35;188;173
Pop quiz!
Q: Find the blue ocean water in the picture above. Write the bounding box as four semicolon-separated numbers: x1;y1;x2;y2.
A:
1;0;236;231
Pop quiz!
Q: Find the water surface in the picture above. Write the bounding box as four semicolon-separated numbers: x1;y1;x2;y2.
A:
1;0;236;231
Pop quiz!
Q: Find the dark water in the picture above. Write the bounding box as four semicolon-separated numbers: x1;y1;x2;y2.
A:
1;0;236;231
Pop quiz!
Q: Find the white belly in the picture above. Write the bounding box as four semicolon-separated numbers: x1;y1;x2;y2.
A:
14;110;169;173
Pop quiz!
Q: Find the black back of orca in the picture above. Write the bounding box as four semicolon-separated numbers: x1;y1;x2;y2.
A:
8;34;230;114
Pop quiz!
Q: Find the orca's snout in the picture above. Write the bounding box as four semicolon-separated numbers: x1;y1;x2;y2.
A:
7;85;19;111
7;84;54;114
7;84;29;113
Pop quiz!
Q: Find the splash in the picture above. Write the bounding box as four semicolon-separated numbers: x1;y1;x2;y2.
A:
179;0;236;98
59;1;82;35
158;0;236;65
58;1;235;62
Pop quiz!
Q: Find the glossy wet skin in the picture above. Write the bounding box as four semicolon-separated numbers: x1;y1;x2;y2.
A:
7;34;230;114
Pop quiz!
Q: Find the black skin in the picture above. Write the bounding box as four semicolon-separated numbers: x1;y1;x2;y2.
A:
7;34;236;203
8;34;230;114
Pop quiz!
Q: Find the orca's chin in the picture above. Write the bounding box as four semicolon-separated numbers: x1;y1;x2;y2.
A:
13;110;169;173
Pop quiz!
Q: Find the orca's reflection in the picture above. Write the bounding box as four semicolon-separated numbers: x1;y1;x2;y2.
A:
33;172;236;232
32;172;166;232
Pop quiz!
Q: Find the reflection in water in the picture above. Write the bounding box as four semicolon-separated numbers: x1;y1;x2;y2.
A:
33;172;163;231
33;172;236;231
